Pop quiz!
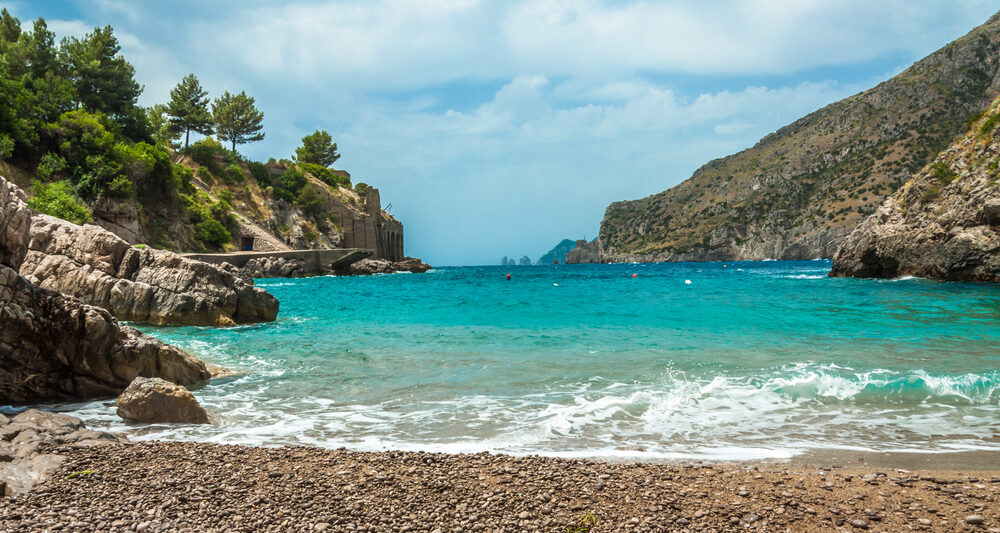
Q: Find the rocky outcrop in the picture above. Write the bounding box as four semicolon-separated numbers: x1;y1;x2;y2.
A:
347;257;432;275
0;177;30;270
393;256;432;273
565;240;603;264
586;11;1000;263
19;214;279;326
241;256;307;278
537;239;577;265
0;409;125;497
831;100;1000;281
116;377;210;424
0;267;212;403
0;176;211;404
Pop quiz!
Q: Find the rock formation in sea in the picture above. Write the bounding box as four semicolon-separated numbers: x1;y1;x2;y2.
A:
830;98;1000;282
347;257;432;275
19;214;279;327
580;11;1000;263
116;377;210;424
0;176;211;404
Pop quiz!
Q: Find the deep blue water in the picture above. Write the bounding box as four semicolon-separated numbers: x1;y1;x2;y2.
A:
64;261;1000;460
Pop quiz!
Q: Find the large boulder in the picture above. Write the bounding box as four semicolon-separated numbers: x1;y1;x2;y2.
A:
19;214;279;326
831;106;1000;282
116;377;209;424
0;176;212;404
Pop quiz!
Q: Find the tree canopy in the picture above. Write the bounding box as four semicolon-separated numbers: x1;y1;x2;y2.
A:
212;90;264;153
59;25;142;118
294;129;340;168
166;73;213;148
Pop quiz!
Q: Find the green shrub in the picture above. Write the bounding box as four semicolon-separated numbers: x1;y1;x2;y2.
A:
272;167;306;202
217;189;233;205
299;162;349;188
195;218;230;246
182;138;225;170
225;163;244;183
172;165;195;195
36;152;67;180
296;182;327;220
930;161;957;184
0;134;13;160
980;113;1000;136
28;180;92;224
247;160;269;186
354;182;370;197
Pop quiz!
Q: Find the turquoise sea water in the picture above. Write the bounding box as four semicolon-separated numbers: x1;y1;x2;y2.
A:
66;261;1000;460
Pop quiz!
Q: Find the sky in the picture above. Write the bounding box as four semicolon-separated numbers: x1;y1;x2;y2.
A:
2;1;998;266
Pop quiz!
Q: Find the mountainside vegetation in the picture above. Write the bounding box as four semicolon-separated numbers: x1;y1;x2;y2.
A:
829;94;1000;281
589;11;1000;262
0;10;382;253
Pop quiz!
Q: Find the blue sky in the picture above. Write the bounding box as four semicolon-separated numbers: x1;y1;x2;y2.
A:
3;1;998;266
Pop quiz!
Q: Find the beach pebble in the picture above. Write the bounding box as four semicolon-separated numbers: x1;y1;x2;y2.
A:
850;518;869;529
967;515;985;525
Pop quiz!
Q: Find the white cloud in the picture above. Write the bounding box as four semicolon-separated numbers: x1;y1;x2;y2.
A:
10;0;998;264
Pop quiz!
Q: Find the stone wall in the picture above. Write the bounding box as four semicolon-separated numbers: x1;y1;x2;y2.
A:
331;188;404;261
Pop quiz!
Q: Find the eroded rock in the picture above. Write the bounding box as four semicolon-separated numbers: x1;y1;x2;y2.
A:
19;214;279;326
116;377;210;424
831;106;1000;282
0;176;211;404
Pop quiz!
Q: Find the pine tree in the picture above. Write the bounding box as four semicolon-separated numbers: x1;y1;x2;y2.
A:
294;129;340;167
59;26;142;117
212;90;264;153
166;73;213;148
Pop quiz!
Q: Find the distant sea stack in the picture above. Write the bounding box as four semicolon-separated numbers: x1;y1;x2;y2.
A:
579;11;1000;263
830;97;1000;282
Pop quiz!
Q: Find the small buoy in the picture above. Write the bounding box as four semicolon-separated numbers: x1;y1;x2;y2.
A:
632;273;638;278
506;273;511;279
684;280;692;285
553;283;559;287
723;264;727;268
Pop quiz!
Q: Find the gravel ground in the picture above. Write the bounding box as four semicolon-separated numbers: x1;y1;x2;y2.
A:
1;441;998;532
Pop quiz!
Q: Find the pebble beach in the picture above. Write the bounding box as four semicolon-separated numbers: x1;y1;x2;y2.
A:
2;440;998;532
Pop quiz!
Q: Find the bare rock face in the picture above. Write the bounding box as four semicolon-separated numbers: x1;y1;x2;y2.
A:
0;409;125;497
116;377;209;424
0;176;211;404
0;176;30;269
831;104;1000;282
19;214;279;326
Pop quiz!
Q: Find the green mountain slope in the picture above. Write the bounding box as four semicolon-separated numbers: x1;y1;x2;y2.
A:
588;11;1000;262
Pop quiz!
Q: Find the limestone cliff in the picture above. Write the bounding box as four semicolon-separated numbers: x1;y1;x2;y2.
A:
830;98;1000;281
19;214;278;326
0;176;210;404
588;11;1000;263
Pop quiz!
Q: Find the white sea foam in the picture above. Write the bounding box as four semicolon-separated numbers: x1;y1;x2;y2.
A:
51;362;1000;461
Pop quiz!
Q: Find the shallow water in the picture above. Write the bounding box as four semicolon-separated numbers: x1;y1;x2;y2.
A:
45;261;1000;460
